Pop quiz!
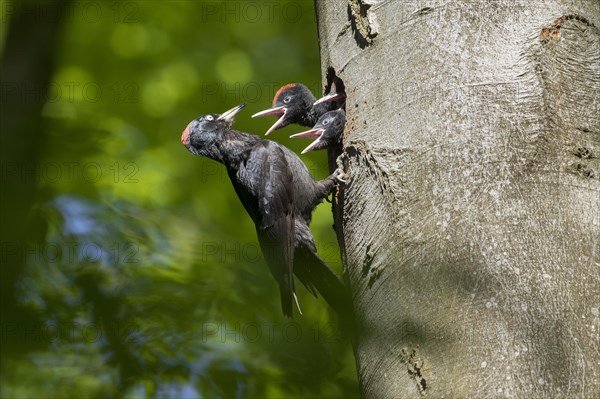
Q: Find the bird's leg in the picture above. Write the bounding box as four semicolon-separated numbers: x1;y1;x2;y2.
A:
313;153;349;206
320;153;349;197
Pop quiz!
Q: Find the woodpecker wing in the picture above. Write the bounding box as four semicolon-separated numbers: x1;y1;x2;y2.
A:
232;141;297;317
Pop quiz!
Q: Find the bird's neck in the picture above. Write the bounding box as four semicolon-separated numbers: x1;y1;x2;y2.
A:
213;129;258;167
303;102;331;127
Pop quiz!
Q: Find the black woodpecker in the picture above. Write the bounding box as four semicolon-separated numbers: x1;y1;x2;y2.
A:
181;103;349;318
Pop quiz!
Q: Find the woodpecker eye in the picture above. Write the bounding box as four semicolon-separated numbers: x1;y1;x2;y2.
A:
322;118;331;125
283;96;292;104
206;115;214;121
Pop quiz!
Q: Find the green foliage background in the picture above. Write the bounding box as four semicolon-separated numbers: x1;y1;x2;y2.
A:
1;1;358;397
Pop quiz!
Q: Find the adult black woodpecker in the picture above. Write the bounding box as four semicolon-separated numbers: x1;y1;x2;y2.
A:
251;83;346;135
181;103;349;318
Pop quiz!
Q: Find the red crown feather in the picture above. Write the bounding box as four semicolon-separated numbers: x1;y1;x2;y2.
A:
273;83;297;106
181;123;190;145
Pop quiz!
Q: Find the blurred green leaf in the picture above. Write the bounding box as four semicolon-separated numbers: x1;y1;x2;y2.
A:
1;1;358;398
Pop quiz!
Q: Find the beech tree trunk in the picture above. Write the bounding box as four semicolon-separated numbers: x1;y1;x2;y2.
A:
316;1;599;397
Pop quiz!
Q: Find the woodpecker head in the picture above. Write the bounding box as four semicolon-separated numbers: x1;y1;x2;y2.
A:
181;103;246;157
252;83;316;135
290;109;345;154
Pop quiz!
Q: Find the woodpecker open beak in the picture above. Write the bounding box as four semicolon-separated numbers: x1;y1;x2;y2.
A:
313;92;345;106
290;128;325;154
251;106;287;135
218;103;247;122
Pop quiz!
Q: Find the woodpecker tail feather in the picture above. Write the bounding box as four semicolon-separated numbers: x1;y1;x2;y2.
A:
292;292;302;315
294;246;353;323
279;279;294;318
293;265;318;298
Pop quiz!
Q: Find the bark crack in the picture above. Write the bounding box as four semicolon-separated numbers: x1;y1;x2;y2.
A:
527;14;600;179
540;14;596;44
567;162;595;179
347;0;379;48
400;347;427;395
344;141;394;197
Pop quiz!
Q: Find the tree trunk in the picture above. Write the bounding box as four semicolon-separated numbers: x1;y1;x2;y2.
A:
316;1;599;397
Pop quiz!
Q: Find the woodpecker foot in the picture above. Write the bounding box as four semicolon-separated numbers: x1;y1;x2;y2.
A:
334;153;349;184
333;168;349;184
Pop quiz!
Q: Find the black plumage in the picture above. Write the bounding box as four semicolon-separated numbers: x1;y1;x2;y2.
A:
252;83;345;135
181;104;348;317
290;109;346;155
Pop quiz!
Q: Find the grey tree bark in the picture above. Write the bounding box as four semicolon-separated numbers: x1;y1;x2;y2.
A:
316;1;599;397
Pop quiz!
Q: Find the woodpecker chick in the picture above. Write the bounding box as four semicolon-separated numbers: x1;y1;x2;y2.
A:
252;83;345;135
181;104;349;318
290;109;345;154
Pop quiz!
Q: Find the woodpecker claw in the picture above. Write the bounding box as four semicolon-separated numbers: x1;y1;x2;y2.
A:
335;174;349;184
334;168;349;184
334;154;349;183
